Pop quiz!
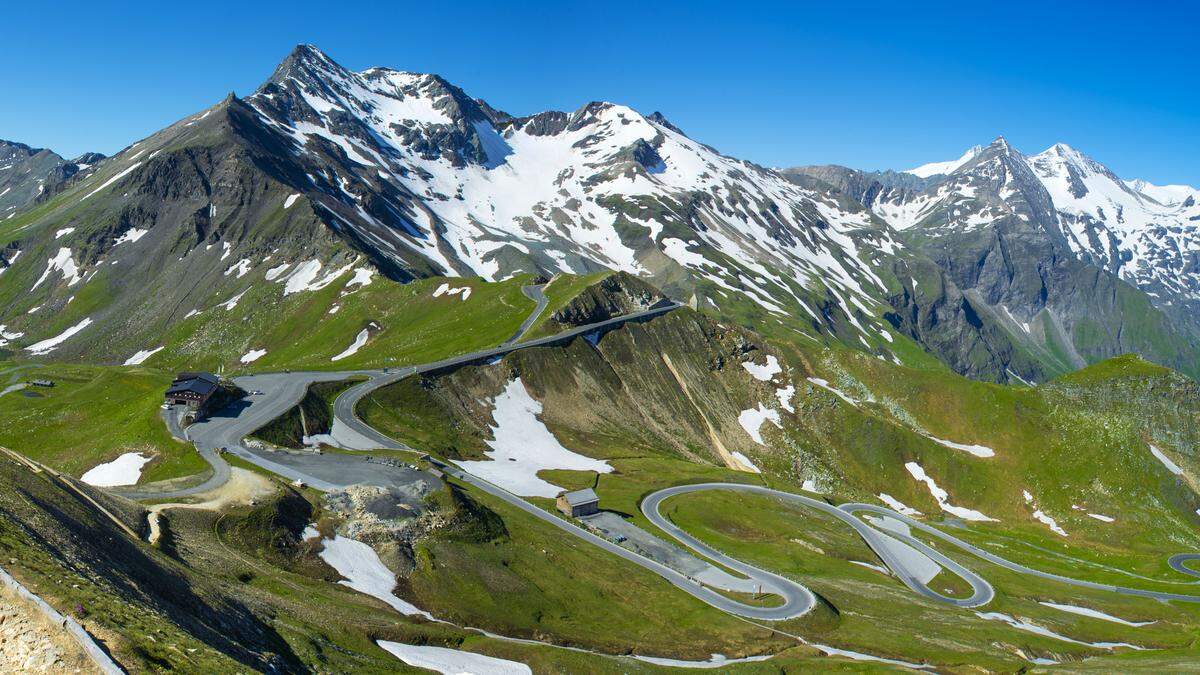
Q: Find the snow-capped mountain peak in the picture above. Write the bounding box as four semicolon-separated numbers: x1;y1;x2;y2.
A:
1125;178;1198;207
242;45;905;343
904;144;985;178
872;136;1200;338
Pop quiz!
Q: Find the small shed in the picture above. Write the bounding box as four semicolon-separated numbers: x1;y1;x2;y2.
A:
557;488;600;518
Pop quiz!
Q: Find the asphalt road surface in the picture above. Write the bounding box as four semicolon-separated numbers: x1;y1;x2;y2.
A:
505;284;548;344
122;300;679;500
643;483;994;611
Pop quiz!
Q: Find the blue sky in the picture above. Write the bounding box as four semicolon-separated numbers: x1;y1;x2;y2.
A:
5;1;1197;184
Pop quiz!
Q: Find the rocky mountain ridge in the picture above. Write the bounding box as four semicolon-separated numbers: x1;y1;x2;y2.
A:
788;137;1200;380
0;45;1195;384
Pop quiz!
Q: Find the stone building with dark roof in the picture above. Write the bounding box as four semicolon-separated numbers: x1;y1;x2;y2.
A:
556;488;600;518
165;372;219;412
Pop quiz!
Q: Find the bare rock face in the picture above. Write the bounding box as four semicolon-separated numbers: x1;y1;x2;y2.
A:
549;271;666;328
0;591;96;674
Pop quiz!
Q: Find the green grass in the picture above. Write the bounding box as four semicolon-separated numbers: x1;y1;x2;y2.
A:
0;364;204;482
144;272;541;374
403;472;795;661
522;270;613;339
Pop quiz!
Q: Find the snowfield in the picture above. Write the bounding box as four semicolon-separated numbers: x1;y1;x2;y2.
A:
904;462;995;522
737;403;782;445
433;282;471;300
807;377;859;406
742;355;782;381
925;434;995;458
242;48;903;339
729;451;761;473
975;612;1142;650
123;346;164;366
25;317;93;355
317;535;431;618
1148;443;1183;475
32;247;82;289
377;641;531;675
331;328;369;361
878;493;922;516
456;378;611;498
240;348;267;363
1039;602;1155;627
81;452;152;487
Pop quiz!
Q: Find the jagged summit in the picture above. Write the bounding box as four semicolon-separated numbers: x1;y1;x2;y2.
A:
905;144;985;178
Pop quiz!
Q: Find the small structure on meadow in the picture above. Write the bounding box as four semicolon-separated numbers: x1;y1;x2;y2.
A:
556;488;600;518
164;372;219;413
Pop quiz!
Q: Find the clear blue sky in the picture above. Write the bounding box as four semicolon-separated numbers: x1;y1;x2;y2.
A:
5;1;1197;184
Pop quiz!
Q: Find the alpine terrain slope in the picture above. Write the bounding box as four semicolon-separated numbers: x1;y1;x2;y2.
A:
788;138;1200;382
1;44;1200;673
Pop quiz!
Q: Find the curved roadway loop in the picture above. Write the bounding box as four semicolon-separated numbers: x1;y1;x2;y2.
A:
115;291;1200;622
643;484;994;611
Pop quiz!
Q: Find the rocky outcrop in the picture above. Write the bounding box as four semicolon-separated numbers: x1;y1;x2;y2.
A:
0;588;97;674
549;271;666;328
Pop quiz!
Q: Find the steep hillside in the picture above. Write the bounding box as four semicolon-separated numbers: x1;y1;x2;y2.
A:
0;140;101;217
787;139;1200;382
359;309;1200;669
0;44;1048;383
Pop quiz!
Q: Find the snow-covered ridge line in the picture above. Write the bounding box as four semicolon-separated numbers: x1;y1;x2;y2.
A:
242;45;901;343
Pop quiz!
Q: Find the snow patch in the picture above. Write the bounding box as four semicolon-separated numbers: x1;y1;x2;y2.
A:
80;452;151;487
774;385;795;413
378;641;530;675
264;263;291;281
925;434;995;458
456;378;611;497
878;493;922;516
737;403;781;445
240;348;267;364
81;162;142;200
318;535;431;618
32;248;82;288
975;612;1142;650
224;258;252;278
729;451;761;473
807;377;858;406
123;346;164;366
433;282;472;300
741;354;781;381
283;193;301;209
331;329;369;361
1039;602;1154;627
904;462;995;522
1149;443;1183;475
26;318;93;355
346;267;374;288
113;228;148;246
220;289;249;310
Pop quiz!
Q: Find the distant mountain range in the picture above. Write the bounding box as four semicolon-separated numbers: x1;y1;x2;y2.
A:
1;44;1196;383
0;140;104;215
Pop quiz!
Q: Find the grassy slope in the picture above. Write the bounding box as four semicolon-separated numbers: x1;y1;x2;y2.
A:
521;270;613;339
0;273;580;483
357;305;1200;669
138;272;539;374
0;363;204;482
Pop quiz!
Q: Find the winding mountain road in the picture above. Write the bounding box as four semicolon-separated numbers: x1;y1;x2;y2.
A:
117;290;1200;624
643;484;994;610
117;299;679;501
